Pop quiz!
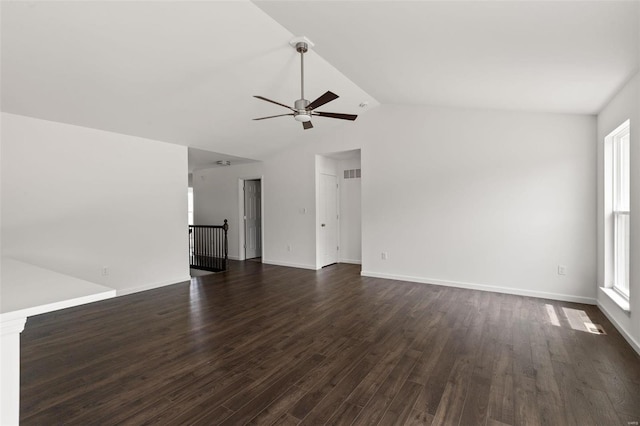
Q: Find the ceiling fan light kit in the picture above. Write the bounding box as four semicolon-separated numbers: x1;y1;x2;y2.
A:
294;113;311;122
253;36;357;130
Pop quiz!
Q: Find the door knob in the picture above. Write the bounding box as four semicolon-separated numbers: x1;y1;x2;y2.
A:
321;223;326;227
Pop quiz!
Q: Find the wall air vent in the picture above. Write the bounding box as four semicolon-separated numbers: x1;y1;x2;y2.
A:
343;169;361;179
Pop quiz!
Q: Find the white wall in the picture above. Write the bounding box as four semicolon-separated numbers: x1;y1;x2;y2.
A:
193;105;596;304
193;162;264;260
275;106;596;302
597;72;640;352
1;113;190;295
357;106;596;303
261;146;320;269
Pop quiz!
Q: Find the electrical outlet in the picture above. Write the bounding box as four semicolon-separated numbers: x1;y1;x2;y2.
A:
101;267;109;276
287;244;291;252
381;252;388;260
558;265;566;275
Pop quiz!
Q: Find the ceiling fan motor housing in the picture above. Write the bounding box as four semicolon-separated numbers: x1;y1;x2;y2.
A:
294;99;310;110
294;99;311;121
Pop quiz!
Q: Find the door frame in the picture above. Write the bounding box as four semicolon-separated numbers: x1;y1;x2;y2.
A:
314;150;362;269
238;176;264;261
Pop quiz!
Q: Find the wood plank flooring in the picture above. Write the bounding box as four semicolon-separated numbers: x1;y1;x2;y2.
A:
20;261;640;425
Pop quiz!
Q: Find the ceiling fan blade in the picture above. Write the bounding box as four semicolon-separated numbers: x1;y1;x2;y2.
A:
254;96;295;111
253;113;294;121
307;91;339;110
312;111;358;121
303;121;313;130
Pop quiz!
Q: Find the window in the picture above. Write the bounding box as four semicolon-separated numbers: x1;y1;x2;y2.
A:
607;120;630;299
188;187;194;225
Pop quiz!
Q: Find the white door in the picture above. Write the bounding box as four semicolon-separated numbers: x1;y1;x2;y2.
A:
244;179;261;259
320;173;339;267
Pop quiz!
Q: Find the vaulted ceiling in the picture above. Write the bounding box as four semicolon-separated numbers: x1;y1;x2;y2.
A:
2;1;638;165
256;0;639;115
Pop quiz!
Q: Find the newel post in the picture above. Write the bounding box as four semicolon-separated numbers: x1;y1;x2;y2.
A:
223;219;229;261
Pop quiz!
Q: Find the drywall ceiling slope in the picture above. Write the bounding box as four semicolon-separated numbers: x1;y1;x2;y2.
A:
0;1;377;160
188;147;257;173
255;0;640;115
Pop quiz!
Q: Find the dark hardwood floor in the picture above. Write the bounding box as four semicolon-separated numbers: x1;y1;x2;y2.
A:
20;261;640;425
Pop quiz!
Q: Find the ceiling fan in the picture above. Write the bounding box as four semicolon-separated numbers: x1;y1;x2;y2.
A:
253;38;357;130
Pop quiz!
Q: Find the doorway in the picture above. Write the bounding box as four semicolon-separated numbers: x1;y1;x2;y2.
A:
243;179;262;260
316;151;361;269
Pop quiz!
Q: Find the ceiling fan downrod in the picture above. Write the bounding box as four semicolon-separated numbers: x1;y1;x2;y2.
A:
295;41;309;110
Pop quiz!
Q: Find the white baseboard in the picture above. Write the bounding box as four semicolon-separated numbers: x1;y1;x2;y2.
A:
597;300;640;355
262;259;319;270
116;275;191;297
360;270;597;305
228;255;241;261
340;259;362;265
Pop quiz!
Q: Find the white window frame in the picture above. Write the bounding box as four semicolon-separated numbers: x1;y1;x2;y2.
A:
188;187;194;226
606;120;630;300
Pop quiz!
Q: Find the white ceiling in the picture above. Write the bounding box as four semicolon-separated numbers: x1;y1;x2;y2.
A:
0;1;377;162
188;147;257;173
2;1;639;166
256;0;639;115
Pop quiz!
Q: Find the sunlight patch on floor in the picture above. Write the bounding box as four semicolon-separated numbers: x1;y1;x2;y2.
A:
562;307;606;334
545;304;561;326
